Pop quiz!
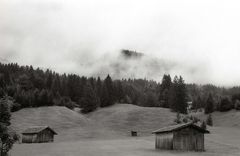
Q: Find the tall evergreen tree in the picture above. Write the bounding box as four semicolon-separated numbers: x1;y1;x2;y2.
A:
114;81;124;103
51;74;61;97
100;84;110;107
169;76;178;111
205;93;214;114
192;96;203;110
45;71;53;89
100;75;115;107
81;83;99;113
169;76;188;114
96;77;102;97
159;74;172;107
177;76;188;114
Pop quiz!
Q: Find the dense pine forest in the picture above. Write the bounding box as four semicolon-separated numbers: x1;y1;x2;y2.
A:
0;62;240;114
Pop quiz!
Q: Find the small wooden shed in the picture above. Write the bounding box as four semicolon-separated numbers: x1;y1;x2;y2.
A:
22;126;57;143
152;123;209;151
131;131;137;136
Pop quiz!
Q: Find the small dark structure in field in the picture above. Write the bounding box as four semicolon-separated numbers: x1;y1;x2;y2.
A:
22;126;57;143
131;131;137;136
152;123;209;151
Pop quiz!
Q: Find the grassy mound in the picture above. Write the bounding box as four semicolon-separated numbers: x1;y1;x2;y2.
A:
11;104;178;141
87;104;176;135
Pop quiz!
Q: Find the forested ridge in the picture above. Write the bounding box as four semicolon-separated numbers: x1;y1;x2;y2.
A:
0;62;240;114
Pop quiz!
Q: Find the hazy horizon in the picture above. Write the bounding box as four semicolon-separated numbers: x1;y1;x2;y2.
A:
1;0;240;86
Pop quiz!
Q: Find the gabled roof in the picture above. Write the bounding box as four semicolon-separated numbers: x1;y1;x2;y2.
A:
152;123;210;134
22;126;57;135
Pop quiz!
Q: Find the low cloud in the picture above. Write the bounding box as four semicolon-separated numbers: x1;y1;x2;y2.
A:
0;0;240;86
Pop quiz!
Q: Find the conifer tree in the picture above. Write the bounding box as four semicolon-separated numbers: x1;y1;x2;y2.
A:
96;77;102;97
100;75;115;107
192;96;203;110
169;76;178;111
177;76;188;114
100;84;110;107
115;81;124;103
81;83;99;113
159;74;172;107
51;74;61;96
205;93;214;114
46;71;53;89
169;76;188;114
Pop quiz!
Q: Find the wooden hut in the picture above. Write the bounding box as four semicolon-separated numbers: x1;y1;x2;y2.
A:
152;123;209;151
131;131;137;136
22;126;57;143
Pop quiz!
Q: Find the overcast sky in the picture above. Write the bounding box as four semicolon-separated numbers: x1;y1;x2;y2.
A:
1;0;240;86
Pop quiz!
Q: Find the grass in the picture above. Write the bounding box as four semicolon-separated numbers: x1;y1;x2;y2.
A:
86;104;177;135
10;130;240;156
190;110;240;128
9;104;240;156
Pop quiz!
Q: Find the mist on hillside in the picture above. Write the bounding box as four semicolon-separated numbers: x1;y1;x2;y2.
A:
1;0;240;85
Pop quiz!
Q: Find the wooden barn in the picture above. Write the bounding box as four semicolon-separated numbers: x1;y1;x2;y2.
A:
152;123;209;151
22;126;57;143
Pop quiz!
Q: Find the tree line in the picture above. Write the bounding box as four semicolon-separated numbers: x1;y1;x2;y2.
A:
0;62;240;114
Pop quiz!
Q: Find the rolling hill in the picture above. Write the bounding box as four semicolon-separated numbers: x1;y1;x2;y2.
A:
86;104;176;135
11;104;240;142
11;104;176;141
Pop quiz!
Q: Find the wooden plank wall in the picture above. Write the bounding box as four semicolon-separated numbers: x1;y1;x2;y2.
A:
37;129;54;143
155;133;173;150
22;134;37;143
22;129;54;143
173;128;204;151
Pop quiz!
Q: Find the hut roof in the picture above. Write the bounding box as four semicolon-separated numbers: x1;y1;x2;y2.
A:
22;126;57;135
152;123;210;134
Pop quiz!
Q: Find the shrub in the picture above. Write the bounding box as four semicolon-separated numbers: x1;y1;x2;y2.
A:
192;116;200;124
58;97;76;110
182;117;188;123
206;114;213;126
174;112;182;124
235;100;240;110
11;102;21;112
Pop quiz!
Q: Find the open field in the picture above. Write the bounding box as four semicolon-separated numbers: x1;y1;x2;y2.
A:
10;104;240;156
10;127;240;156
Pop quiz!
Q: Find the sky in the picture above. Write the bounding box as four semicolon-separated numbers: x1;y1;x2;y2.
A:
0;0;240;86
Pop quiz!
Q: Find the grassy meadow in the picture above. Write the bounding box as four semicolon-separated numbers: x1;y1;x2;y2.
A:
9;104;240;156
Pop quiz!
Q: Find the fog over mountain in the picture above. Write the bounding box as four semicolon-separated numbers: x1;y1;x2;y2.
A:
1;0;240;86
